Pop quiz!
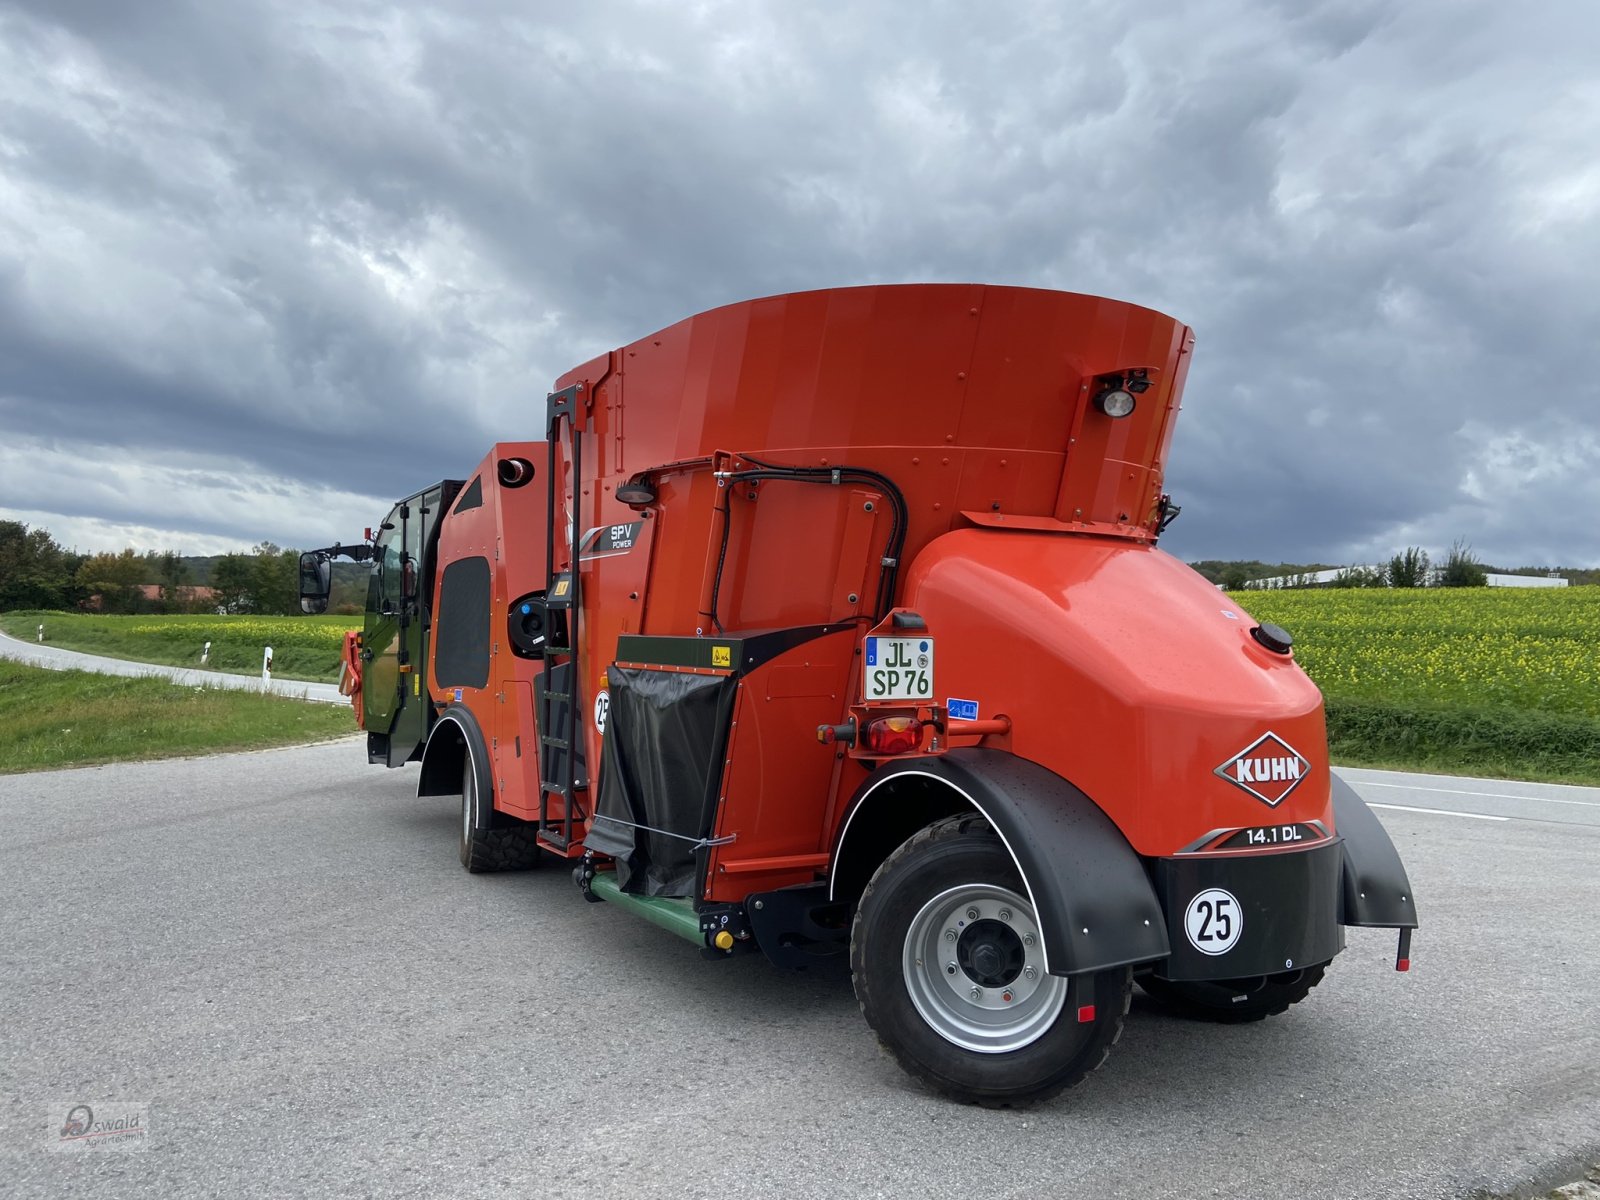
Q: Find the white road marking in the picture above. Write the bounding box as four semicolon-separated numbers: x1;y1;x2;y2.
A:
1368;802;1509;822
1358;780;1600;809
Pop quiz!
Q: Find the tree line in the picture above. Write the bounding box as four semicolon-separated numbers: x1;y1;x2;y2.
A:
0;521;363;615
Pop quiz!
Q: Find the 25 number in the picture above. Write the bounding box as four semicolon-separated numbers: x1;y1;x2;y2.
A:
1195;896;1233;943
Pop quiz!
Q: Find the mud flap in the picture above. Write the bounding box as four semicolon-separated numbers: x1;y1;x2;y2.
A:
416;705;492;830
833;749;1169;976
1332;775;1420;930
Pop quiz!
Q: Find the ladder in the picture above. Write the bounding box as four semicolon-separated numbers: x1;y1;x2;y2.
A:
537;384;586;852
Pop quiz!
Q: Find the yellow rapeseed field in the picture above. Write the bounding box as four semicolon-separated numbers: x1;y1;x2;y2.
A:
126;614;348;652
1230;587;1599;718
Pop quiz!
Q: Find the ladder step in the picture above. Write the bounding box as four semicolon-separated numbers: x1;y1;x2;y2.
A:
536;829;572;853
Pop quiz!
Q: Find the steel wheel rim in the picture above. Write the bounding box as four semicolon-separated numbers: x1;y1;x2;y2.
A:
902;883;1066;1054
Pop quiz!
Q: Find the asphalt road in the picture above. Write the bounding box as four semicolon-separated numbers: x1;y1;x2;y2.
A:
0;629;344;704
2;746;1596;1200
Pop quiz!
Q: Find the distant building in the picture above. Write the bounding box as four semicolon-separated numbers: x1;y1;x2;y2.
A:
81;584;219;611
1242;567;1568;590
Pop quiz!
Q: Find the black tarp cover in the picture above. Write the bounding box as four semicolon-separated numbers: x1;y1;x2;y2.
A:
585;666;736;897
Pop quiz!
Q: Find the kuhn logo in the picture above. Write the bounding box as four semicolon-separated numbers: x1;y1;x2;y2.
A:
1214;732;1311;807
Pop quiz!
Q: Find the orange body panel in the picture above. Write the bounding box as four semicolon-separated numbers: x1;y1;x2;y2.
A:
429;441;549;823
899;531;1328;856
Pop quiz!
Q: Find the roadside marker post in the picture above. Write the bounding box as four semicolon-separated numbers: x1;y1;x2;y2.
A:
262;646;273;689
202;641;211;666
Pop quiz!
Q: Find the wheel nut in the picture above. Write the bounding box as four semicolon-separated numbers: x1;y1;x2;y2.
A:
1023;965;1037;980
945;929;957;942
1002;991;1013;1002
946;962;957;975
969;986;982;1001
1023;933;1036;946
966;907;980;921
998;908;1012;921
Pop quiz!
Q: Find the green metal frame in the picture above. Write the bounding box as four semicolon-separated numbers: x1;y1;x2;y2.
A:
588;872;703;946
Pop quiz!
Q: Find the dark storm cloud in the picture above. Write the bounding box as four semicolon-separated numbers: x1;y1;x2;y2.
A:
0;0;1595;565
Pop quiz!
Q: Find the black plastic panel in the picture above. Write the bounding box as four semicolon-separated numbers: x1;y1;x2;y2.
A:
747;883;849;970
1154;839;1346;981
452;476;483;513
434;556;491;689
615;625;844;674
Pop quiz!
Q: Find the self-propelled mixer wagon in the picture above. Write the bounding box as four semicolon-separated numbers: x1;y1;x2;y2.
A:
302;284;1417;1105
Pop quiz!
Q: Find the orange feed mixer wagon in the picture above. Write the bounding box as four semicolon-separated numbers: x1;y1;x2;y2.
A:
301;283;1417;1105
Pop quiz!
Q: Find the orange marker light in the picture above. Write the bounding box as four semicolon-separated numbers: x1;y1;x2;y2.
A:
865;716;922;755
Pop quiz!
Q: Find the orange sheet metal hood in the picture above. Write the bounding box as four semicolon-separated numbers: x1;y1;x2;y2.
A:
902;530;1330;857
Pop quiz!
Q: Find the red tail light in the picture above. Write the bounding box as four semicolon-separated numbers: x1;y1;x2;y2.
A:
865;715;922;755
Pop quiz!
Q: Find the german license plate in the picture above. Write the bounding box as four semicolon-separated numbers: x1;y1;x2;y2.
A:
863;636;934;702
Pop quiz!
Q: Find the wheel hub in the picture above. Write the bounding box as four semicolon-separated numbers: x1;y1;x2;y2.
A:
902;884;1068;1054
957;919;1023;988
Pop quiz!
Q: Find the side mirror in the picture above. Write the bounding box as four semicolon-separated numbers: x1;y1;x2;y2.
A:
299;553;331;615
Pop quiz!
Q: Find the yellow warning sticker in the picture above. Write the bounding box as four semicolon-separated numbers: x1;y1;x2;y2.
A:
553;579;569;597
711;645;732;668
413;675;421;696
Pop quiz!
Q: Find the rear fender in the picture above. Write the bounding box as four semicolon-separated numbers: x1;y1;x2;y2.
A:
1332;775;1419;929
417;705;493;831
830;749;1169;976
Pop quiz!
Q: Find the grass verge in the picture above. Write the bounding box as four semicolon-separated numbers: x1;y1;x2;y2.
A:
0;610;348;683
0;659;356;774
1327;698;1600;787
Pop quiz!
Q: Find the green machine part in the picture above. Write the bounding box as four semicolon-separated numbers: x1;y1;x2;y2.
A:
587;872;704;947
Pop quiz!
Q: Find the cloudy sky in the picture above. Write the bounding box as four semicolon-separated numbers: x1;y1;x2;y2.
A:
1;0;1595;568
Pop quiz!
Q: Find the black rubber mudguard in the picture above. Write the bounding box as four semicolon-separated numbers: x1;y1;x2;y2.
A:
835;749;1170;976
1332;775;1419;929
416;705;492;831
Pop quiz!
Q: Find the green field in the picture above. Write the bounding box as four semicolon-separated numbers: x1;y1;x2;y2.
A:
0;610;353;682
1229;586;1598;716
0;659;355;773
1231;586;1600;784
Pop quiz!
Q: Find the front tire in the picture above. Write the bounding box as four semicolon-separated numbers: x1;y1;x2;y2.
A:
1138;963;1327;1023
458;756;540;873
851;815;1130;1106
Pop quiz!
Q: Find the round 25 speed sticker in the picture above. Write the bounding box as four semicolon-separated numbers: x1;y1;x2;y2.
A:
1184;888;1242;955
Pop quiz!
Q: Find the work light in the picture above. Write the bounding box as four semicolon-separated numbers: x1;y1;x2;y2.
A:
1094;386;1136;418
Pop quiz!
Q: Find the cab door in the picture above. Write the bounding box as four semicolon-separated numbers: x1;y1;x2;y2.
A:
361;506;407;751
388;486;448;764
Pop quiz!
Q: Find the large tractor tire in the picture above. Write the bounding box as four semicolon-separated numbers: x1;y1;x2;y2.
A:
458;757;540;873
1138;963;1327;1024
851;814;1131;1107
